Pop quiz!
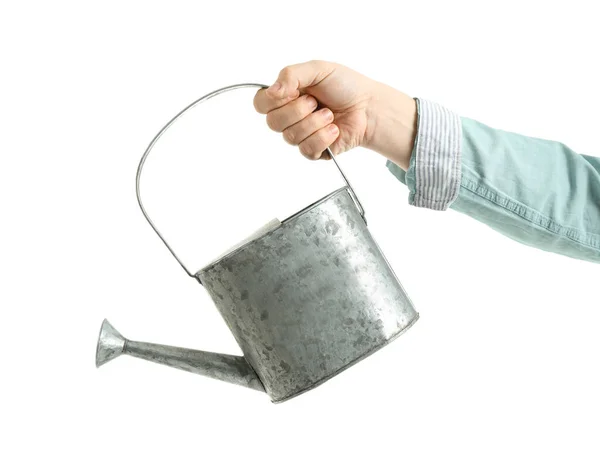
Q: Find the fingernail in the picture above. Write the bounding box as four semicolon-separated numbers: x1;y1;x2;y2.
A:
322;108;333;120
328;124;338;134
307;96;318;109
267;82;283;96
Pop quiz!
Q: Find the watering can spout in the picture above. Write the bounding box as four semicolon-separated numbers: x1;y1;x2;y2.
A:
96;319;127;367
95;319;265;393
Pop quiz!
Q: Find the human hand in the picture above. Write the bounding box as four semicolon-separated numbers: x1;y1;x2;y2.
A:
253;60;417;169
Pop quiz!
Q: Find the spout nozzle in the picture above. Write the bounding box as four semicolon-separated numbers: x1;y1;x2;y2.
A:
96;319;126;368
94;319;265;394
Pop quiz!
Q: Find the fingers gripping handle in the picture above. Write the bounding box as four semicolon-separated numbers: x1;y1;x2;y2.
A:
136;83;366;278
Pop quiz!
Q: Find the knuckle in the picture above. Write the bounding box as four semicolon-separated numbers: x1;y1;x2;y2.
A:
265;112;282;132
253;93;265;114
299;141;320;160
279;66;293;80
282;128;296;145
309;59;330;72
293;99;308;118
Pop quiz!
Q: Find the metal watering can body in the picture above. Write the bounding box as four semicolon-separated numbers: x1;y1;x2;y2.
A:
96;84;419;403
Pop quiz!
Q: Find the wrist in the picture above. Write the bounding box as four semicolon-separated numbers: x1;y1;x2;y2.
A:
364;83;417;170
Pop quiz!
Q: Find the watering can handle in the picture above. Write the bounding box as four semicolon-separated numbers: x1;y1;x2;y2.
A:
136;83;366;278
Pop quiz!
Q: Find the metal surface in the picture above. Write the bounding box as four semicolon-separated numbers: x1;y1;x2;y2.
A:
98;82;419;403
197;188;418;403
97;187;418;402
96;319;265;392
135;83;365;277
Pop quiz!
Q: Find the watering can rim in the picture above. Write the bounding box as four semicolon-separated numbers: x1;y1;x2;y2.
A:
195;185;352;276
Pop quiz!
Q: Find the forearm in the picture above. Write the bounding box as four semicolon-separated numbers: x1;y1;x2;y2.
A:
387;99;600;264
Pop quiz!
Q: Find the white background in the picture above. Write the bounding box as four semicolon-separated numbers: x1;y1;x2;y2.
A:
1;1;599;455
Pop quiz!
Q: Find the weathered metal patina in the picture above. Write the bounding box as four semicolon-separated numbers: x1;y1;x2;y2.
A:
96;84;419;403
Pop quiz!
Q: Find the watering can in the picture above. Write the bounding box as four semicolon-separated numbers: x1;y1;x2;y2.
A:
96;83;419;403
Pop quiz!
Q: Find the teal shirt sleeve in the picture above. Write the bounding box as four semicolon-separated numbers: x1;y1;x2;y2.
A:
386;99;600;264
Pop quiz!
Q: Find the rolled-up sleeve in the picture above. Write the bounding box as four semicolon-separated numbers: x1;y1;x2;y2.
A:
386;98;600;264
386;99;462;210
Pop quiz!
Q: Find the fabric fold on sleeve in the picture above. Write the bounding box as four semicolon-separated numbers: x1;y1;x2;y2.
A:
386;98;462;210
386;97;600;264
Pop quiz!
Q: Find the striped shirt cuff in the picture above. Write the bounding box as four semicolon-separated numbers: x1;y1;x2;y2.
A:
409;98;462;210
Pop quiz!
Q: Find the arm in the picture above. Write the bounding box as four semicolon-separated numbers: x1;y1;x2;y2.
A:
254;61;600;264
386;99;600;263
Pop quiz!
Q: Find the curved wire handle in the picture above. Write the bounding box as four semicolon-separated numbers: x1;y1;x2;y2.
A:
136;83;366;278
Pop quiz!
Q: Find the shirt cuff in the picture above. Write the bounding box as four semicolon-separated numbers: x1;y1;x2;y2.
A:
388;98;462;211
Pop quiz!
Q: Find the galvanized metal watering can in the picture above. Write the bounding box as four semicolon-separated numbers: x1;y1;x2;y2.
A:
96;83;419;403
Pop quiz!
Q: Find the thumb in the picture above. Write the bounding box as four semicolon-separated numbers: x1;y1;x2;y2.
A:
266;60;336;99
